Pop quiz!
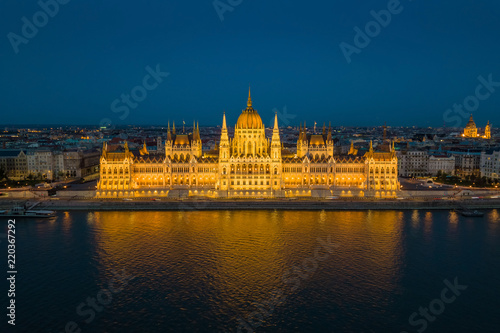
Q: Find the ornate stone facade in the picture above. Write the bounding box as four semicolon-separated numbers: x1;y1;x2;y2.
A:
96;90;399;199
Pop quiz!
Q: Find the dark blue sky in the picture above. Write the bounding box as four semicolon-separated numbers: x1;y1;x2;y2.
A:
1;0;500;128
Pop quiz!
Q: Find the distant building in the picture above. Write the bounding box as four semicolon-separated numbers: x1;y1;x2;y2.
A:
156;136;164;153
26;149;100;180
454;152;481;178
428;155;455;176
27;150;61;180
0;150;28;179
480;150;500;180
63;150;100;178
463;114;491;139
397;150;429;177
484;121;492;139
463;115;478;138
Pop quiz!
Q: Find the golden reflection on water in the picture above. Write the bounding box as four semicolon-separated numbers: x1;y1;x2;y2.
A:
423;212;433;236
411;210;419;229
448;211;459;232
487;209;499;233
89;210;406;310
60;211;72;236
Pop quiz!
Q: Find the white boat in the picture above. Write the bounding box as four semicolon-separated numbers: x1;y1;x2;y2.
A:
0;206;56;218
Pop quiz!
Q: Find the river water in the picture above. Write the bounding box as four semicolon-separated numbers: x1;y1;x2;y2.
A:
3;210;500;332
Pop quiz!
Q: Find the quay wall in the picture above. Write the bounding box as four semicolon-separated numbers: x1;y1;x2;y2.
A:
1;198;499;211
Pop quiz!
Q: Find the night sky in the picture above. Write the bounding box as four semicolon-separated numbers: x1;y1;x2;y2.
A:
1;0;500;128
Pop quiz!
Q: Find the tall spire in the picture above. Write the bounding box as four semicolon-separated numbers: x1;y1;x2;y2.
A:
221;112;229;143
193;120;199;141
247;86;252;107
369;140;373;153
327;121;332;141
102;141;107;157
173;121;176;135
272;111;280;142
140;141;149;155
322;122;326;135
167;121;172;141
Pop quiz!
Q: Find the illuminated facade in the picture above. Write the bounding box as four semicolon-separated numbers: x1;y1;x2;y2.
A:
96;90;399;199
485;121;491;139
463;114;492;139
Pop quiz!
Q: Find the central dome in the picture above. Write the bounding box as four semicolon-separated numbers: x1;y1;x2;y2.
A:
466;114;476;129
236;88;263;129
237;108;263;129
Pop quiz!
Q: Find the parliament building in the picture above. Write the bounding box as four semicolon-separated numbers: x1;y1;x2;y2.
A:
96;90;399;199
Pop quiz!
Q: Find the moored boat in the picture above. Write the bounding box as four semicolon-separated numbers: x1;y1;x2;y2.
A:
460;209;484;217
0;205;56;218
